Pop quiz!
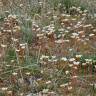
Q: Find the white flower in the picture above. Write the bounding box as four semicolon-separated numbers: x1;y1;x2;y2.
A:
21;46;26;49
16;49;20;52
26;93;32;96
7;91;12;94
37;34;44;37
89;34;95;37
63;19;69;22
40;55;49;60
84;10;88;13
66;14;71;17
69;49;73;51
58;28;64;32
72;18;76;21
1;44;7;48
94;83;96;88
76;55;82;58
65;70;69;74
42;89;49;93
7;30;11;33
82;35;85;38
51;56;56;59
70;35;75;38
61;57;67;61
73;66;78;69
6;65;11;67
46;80;51;84
60;83;69;87
53;16;57;19
69;58;75;62
69;64;73;67
85;59;92;62
12;72;17;76
25;72;30;75
72;33;79;36
68;86;72;90
55;39;64;44
93;29;96;32
82;63;86;66
61;14;66;17
83;24;92;28
20;4;23;7
36;28;41;31
8;14;17;19
65;30;69;33
1;87;8;91
72;76;78;78
64;40;70;42
78;31;84;34
20;43;26;47
73;61;80;65
11;38;18;42
53;59;58;62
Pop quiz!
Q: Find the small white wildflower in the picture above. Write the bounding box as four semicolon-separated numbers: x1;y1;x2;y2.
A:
7;30;11;33
53;59;58;62
69;49;73;51
12;72;17;76
61;57;67;61
65;30;69;33
51;56;56;59
68;86;72;90
1;87;8;91
6;65;11;67
84;10;88;13
55;39;64;44
67;27;71;29
11;38;18;42
58;28;64;32
70;35;75;38
81;35;85;38
71;18;76;21
20;4;23;7
25;72;30;75
15;49;20;52
85;59;92;62
73;61;80;65
20;43;26;47
53;16;57;19
64;40;70;42
60;83;68;87
65;70;69;74
93;29;96;32
37;34;44;37
7;91;12;94
42;89;49;93
94;83;96;88
69;64;73;67
72;76;78;79
1;44;7;48
82;63;86;66
83;24;92;28
46;80;51;84
20;93;24;96
76;55;82;58
73;66;78;69
40;55;49;60
72;33;79;36
89;33;95;37
69;58;75;62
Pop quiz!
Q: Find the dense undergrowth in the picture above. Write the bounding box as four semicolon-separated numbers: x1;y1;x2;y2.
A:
0;0;96;96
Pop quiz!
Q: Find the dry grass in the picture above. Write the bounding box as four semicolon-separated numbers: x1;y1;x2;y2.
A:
0;0;96;96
